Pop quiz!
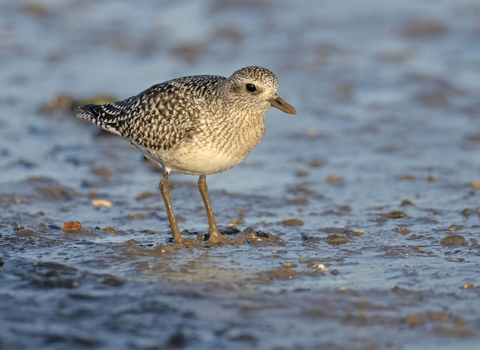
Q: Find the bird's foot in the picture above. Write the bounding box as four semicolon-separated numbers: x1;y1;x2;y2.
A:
204;229;245;247
171;237;204;250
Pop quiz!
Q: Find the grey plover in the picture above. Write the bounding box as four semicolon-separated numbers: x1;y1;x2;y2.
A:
77;66;296;246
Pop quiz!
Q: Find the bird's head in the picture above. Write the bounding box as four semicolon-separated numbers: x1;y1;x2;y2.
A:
226;66;296;115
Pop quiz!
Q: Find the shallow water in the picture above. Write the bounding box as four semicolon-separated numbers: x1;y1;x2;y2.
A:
1;0;480;349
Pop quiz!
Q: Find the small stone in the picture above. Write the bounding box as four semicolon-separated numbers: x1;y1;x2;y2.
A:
331;269;339;275
404;314;425;327
91;199;112;207
326;175;342;183
220;226;241;235
266;268;296;280
88;191;99;198
282;263;297;268
440;235;467;245
62;221;82;231
469;238;479;248
91;167;112;176
309;160;322;168
472;180;480;189
327;235;347;244
401;174;415;180
461;283;476;289
16;229;37;237
400;200;413;206
427;176;438;182
353;229;364;236
461;208;471;217
105;227;116;234
282;219;303;226
396;226;410;235
383;211;407;219
307;263;328;270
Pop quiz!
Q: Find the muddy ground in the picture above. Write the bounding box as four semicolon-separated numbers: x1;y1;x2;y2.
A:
1;0;480;349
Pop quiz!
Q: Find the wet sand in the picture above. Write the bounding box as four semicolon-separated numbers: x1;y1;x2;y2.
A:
1;0;480;349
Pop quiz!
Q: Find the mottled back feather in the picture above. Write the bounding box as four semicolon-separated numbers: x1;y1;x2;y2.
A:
78;75;226;151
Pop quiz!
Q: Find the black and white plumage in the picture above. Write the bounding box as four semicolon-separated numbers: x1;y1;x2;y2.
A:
77;66;296;246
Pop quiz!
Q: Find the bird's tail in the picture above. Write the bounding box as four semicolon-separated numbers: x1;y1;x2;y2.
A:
76;104;123;136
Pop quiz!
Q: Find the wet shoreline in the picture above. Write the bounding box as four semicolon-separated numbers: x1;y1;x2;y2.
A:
2;0;480;349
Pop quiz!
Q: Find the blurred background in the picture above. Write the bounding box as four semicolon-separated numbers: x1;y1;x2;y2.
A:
2;0;480;189
1;0;480;349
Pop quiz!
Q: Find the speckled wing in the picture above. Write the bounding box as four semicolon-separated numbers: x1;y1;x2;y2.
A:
77;76;224;151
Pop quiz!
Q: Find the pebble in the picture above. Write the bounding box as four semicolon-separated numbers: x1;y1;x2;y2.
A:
327;235;348;244
282;219;303;226
383;211;407;219
62;221;82;231
440;235;467;245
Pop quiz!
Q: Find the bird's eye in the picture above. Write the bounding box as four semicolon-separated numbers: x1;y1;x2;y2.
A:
245;84;256;92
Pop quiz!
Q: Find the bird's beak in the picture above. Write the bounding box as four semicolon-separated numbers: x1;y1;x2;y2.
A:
269;96;297;115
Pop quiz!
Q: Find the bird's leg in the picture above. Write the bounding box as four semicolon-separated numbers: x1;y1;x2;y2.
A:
198;175;243;245
159;171;184;244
